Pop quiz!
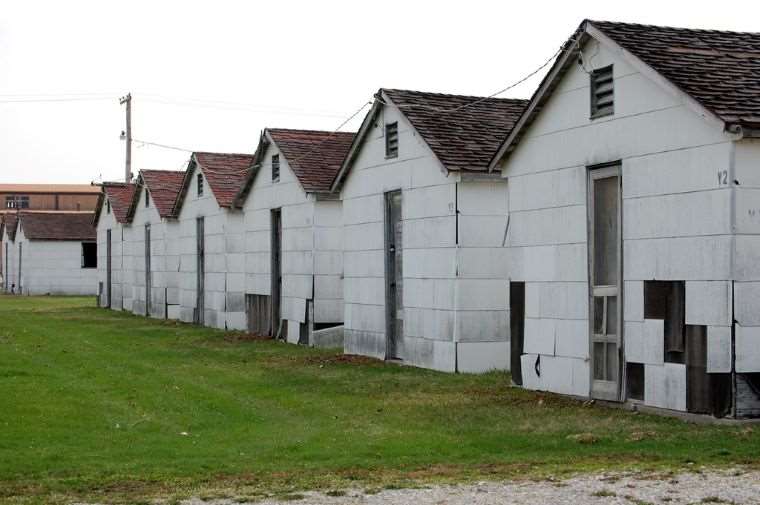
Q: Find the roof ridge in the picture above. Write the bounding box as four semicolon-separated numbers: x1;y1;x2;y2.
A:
268;127;355;135
587;18;760;36
193;150;255;157
382;87;529;104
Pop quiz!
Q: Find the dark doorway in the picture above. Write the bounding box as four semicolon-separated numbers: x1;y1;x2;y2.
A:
686;325;731;417
145;224;151;316
195;217;205;325
271;209;282;338
106;229;112;308
510;282;525;385
384;190;403;360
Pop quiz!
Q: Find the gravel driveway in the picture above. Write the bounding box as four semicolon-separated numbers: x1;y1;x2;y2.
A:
182;469;760;505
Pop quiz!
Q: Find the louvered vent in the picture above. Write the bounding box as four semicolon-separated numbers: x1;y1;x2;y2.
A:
590;65;614;118
385;122;399;158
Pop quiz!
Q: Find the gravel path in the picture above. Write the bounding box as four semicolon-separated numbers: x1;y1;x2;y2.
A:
183;469;760;505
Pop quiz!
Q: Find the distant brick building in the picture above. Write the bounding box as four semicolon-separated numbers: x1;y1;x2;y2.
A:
0;184;100;213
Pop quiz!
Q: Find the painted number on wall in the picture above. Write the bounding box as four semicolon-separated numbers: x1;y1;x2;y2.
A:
717;169;729;186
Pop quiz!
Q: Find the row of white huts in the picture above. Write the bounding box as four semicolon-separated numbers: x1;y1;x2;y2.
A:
4;19;760;419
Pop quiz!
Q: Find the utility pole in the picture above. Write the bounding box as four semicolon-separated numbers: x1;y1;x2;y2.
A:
119;92;132;183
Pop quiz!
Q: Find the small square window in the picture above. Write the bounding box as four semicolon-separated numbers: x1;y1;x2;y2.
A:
385;122;398;158
590;65;614;118
272;154;280;182
197;173;204;196
81;242;97;268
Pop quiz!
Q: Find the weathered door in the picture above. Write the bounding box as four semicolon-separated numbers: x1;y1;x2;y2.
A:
195;217;205;325
17;242;22;294
144;224;151;316
510;282;525;385
271;209;282;338
588;165;622;401
384;190;403;360
106;229;112;308
4;242;8;291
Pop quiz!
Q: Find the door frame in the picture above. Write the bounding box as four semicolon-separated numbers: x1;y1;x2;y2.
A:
270;208;282;338
144;223;151;316
106;229;112;308
587;162;623;402
195;216;205;325
383;189;403;360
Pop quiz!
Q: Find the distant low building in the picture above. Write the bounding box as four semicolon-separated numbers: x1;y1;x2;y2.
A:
0;184;100;214
4;211;97;295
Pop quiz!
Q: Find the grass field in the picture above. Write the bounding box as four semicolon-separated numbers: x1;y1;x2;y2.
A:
0;296;759;504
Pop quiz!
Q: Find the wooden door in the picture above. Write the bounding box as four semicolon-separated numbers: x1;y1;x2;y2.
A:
271;209;282;338
384;190;403;360
195;217;205;325
106;229;112;308
588;165;622;401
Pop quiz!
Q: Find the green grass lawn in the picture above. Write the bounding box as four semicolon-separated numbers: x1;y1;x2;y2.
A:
0;296;758;504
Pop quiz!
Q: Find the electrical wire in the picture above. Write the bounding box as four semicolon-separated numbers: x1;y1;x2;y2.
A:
132;139;196;153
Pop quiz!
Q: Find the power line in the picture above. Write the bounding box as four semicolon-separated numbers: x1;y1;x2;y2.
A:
381;38;577;114
133;138;196;153
0;96;116;103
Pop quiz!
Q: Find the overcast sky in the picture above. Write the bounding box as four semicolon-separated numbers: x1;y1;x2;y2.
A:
1;1;757;184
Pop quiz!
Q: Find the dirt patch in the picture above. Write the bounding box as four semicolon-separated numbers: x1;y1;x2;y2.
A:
301;354;383;367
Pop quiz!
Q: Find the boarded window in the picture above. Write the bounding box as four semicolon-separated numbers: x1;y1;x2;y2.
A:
197;173;204;196
686;325;732;417
81;242;97;268
272;154;280;182
510;282;525;386
590;65;614;118
626;362;644;401
644;281;685;363
385;122;399;158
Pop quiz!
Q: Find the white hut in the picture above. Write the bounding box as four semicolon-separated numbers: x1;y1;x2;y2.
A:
236;128;353;345
11;212;97;295
331;89;527;372
173;152;255;329
94;182;136;310
126;170;184;319
490;20;760;418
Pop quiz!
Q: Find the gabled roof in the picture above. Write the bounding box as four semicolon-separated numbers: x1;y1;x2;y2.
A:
591;20;760;128
93;182;136;226
332;88;528;190
269;129;355;192
236;129;355;202
490;19;760;168
18;212;96;241
174;152;255;214
131;170;185;219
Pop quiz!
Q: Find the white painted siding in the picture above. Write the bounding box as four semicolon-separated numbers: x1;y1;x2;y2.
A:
340;98;511;372
242;135;345;343
14;226;97;296
128;187;181;319
95;200;128;309
176;165;245;330
498;37;733;407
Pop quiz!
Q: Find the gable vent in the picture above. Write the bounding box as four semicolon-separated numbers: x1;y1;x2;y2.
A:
385;122;399;158
590;65;614;118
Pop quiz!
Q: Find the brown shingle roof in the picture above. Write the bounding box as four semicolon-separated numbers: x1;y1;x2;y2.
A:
268;129;355;192
590;20;760;127
139;170;185;218
382;89;528;171
194;152;255;207
19;212;95;241
97;182;136;225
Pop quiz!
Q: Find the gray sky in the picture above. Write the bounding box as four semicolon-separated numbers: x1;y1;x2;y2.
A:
1;0;758;184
